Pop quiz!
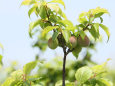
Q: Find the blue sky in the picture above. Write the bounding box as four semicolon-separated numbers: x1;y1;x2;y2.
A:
0;0;115;68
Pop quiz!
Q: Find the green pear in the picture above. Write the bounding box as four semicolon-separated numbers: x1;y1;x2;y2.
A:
78;35;90;47
48;37;58;49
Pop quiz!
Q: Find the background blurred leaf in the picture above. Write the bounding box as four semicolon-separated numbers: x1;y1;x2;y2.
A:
75;66;93;84
23;61;37;75
0;55;3;65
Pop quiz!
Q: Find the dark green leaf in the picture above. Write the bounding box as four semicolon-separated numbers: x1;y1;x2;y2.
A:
79;30;86;39
62;30;71;43
52;31;59;41
95;12;104;18
78;24;85;28
39;5;47;19
93;23;99;38
100;17;103;23
72;46;82;58
89;24;99;40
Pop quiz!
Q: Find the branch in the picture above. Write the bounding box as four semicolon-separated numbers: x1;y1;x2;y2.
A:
66;48;74;55
83;24;90;31
62;46;67;86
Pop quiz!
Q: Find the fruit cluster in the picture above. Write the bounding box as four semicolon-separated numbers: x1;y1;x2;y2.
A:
48;34;90;50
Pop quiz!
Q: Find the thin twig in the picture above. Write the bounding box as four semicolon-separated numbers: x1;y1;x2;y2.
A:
66;48;74;55
83;24;90;31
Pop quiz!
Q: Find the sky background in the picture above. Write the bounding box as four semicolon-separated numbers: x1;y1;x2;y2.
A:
0;0;115;68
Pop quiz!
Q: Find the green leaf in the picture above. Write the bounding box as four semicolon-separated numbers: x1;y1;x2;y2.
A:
39;5;47;19
79;30;86;40
0;43;4;50
47;3;67;19
58;20;75;32
72;46;82;58
47;4;59;13
75;66;93;84
78;12;87;23
62;30;71;43
42;26;59;37
66;82;75;86
78;24;85;28
52;31;59;41
28;77;42;82
88;7;109;16
29;19;41;37
62;12;67;19
23;61;38;75
91;59;110;75
91;65;106;75
89;23;99;40
98;78;113;86
89;17;94;23
49;15;62;23
94;12;104;18
32;84;43;86
24;81;31;86
100;17;103;23
93;23;99;33
99;24;110;42
55;80;71;86
93;23;99;38
11;70;24;80
1;77;15;86
2;70;24;86
83;78;97;86
58;20;73;27
10;81;24;86
0;55;3;65
35;7;40;16
49;0;65;9
21;0;36;6
28;5;37;18
89;27;97;40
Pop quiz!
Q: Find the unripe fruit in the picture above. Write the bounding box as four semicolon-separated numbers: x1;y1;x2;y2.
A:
48;37;58;49
78;35;90;47
69;36;77;48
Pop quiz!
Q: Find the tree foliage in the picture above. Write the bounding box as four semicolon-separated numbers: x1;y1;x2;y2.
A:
0;0;113;86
